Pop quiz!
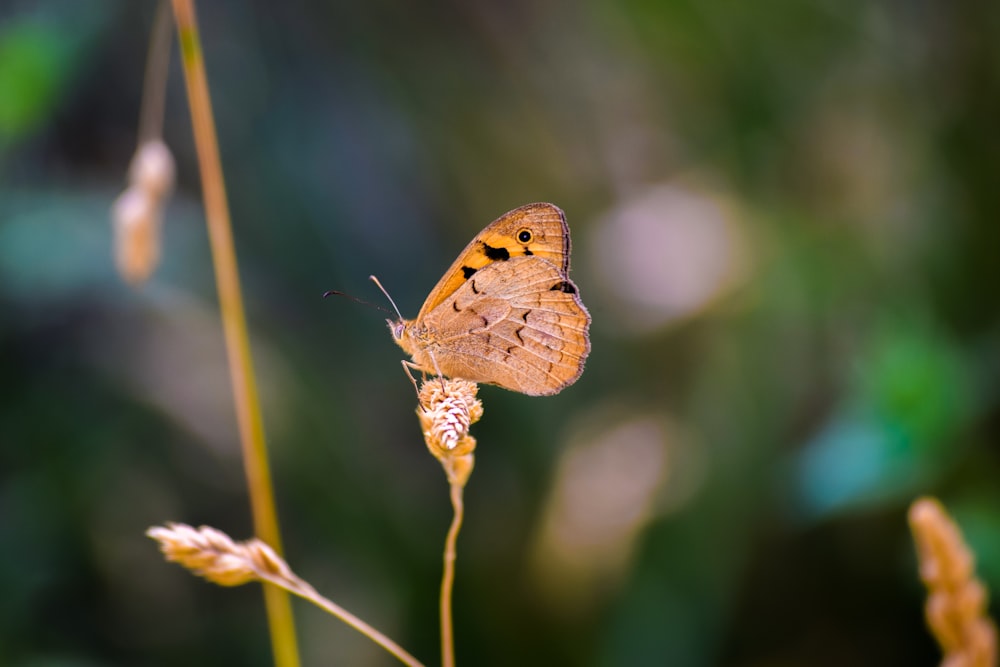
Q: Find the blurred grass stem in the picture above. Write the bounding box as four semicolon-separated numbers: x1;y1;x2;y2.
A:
169;2;299;666
138;0;171;143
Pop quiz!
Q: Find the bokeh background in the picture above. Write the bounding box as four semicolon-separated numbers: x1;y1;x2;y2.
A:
2;1;999;665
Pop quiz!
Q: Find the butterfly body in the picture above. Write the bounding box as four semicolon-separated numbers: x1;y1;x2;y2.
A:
390;203;590;396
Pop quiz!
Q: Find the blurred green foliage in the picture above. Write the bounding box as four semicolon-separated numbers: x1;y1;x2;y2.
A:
0;21;66;140
1;1;999;666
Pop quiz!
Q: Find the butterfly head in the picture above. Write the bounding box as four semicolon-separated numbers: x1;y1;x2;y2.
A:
388;318;405;342
388;317;422;360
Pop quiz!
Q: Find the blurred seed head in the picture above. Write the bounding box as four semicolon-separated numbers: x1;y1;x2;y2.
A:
112;140;176;286
129;139;176;200
112;187;161;285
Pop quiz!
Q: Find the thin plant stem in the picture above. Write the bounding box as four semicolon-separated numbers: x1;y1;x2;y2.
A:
440;481;465;667
279;574;426;667
169;2;300;666
138;0;172;144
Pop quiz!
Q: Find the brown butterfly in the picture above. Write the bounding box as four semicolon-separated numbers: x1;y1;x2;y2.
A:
388;203;591;396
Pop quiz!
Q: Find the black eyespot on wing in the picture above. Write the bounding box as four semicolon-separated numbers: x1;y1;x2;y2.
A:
482;243;510;261
461;266;477;279
550;280;577;294
517;229;533;243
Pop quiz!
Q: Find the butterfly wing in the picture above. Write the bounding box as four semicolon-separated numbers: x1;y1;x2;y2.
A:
416;203;571;319
419;255;591;395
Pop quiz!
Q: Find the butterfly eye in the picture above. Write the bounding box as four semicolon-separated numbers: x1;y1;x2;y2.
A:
516;228;533;244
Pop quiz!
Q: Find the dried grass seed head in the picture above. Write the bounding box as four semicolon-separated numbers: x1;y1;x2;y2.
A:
146;522;295;588
417;378;482;456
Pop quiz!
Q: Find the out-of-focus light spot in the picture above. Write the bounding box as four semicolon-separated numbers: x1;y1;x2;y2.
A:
788;318;974;521
586;184;749;335
528;410;705;613
86;288;292;472
791;88;902;227
791;413;914;519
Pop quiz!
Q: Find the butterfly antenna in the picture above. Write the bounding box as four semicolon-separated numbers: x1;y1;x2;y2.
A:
369;275;405;321
322;289;394;316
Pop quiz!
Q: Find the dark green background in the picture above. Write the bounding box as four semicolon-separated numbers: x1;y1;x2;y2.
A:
2;1;998;665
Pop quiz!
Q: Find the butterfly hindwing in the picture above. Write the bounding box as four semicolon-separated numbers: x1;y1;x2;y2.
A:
421;256;590;395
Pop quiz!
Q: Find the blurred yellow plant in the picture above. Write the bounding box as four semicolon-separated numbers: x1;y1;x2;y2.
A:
909;497;998;667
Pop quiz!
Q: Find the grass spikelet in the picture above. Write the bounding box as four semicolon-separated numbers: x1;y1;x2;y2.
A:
147;522;273;586
417;378;481;488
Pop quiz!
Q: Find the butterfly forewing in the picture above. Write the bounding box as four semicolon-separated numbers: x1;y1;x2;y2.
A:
416;203;571;318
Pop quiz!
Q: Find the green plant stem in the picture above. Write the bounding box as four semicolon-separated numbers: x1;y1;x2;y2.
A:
169;2;299;666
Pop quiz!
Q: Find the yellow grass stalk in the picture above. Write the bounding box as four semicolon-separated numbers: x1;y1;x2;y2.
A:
169;1;298;664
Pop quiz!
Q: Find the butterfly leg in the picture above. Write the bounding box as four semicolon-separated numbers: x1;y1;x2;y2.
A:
400;360;423;397
401;359;448;398
423;350;449;393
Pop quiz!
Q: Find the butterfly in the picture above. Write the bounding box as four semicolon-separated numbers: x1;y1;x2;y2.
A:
388;203;591;396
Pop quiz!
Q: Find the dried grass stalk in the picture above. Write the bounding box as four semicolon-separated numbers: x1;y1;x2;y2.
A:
147;523;425;667
415;377;482;667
